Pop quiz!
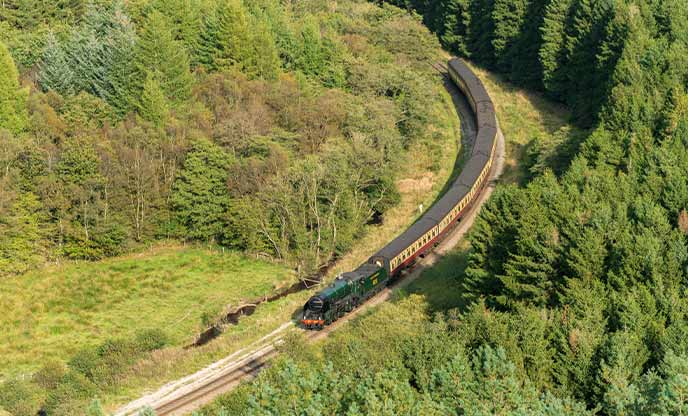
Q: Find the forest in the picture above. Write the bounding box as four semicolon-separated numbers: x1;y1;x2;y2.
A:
194;0;688;415
0;0;443;280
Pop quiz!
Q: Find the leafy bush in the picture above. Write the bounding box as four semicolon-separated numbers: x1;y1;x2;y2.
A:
33;360;67;390
68;348;100;379
0;379;40;416
43;372;96;415
67;330;167;390
135;328;169;352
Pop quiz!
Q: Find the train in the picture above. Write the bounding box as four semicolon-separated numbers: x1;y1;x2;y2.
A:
301;58;498;329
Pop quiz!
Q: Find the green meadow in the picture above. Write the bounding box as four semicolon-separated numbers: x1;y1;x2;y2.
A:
0;245;294;378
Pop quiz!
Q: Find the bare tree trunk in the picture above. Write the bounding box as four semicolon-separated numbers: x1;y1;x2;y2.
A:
259;217;282;259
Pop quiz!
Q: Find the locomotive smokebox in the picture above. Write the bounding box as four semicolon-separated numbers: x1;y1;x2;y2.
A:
306;295;324;312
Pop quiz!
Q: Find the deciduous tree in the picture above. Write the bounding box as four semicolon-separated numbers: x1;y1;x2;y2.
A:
0;41;28;134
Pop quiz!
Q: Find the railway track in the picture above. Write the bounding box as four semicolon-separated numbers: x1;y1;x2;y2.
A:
114;62;506;416
153;345;278;415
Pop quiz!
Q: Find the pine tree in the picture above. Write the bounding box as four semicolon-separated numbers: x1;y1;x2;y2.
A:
198;0;251;72
598;5;652;133
508;0;549;88
468;0;497;66
170;139;233;242
297;17;327;78
286;16;345;87
132;11;193;106
197;10;220;68
0;41;28;134
38;32;76;96
539;0;574;99
563;227;607;282
246;17;281;80
491;0;528;73
0;192;45;276
439;0;472;57
657;0;688;44
563;0;617;125
0;0;86;29
148;0;210;66
660;89;688;140
106;24;138;115
137;72;169;127
59;1;137;113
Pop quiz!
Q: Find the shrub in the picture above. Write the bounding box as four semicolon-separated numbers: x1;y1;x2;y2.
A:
67;332;166;389
43;371;96;415
134;328;169;352
86;399;105;416
68;339;131;386
68;347;100;379
33;360;67;390
137;406;156;416
90;339;140;386
0;379;40;416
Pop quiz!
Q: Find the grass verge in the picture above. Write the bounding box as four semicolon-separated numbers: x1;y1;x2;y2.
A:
467;63;580;185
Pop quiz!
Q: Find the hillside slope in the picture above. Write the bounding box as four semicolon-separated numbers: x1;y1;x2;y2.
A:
198;0;688;414
0;1;466;415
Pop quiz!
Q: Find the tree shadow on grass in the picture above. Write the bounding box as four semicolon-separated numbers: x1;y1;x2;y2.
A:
403;244;471;313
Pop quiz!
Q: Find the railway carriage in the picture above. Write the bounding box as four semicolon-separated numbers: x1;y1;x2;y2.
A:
302;58;497;329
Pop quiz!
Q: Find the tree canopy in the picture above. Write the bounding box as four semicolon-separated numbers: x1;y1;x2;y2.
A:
0;41;28;134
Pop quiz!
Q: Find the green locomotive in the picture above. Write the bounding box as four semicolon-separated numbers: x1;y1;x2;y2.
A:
301;263;388;329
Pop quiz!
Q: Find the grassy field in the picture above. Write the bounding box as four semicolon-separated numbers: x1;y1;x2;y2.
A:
0;245;294;378
405;239;471;312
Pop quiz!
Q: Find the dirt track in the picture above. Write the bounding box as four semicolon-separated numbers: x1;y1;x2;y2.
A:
114;65;506;416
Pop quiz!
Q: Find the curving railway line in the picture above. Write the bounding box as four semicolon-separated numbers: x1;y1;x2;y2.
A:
115;58;505;416
302;58;499;329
